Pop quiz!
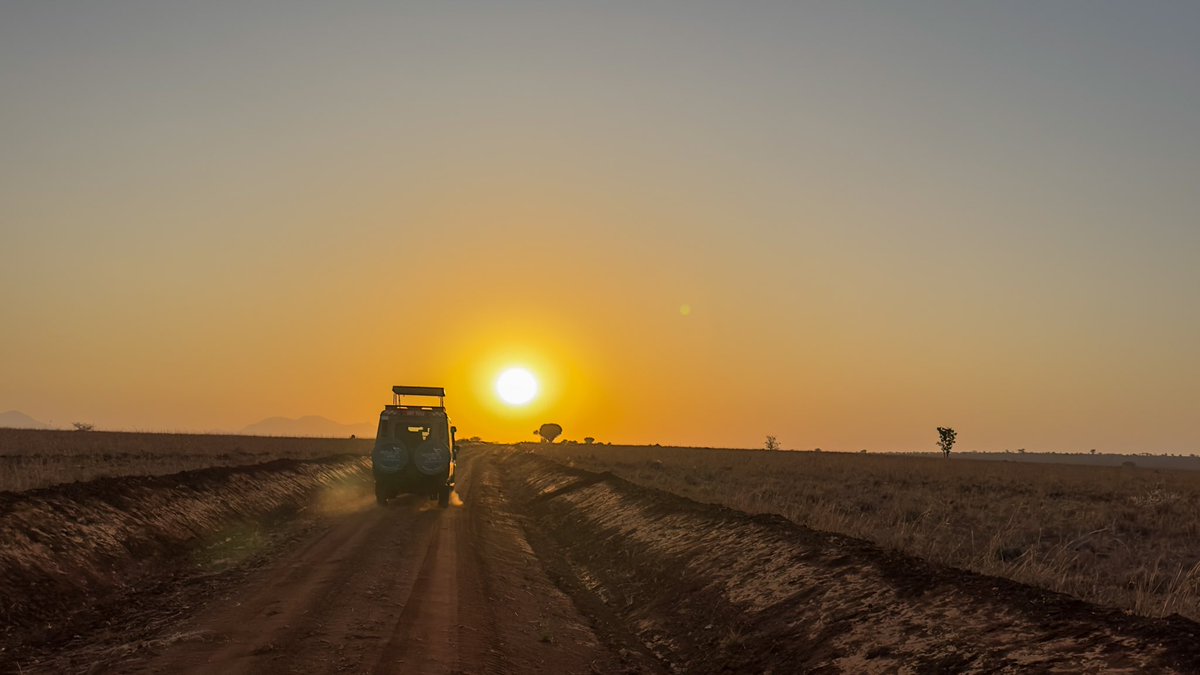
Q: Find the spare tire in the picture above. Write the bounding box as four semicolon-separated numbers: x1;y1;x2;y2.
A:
413;441;451;476
372;442;408;473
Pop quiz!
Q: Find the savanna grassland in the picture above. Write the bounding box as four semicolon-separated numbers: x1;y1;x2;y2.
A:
533;443;1200;622
0;428;372;492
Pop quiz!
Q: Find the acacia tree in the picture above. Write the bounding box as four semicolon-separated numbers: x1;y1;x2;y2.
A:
937;427;957;458
537;423;563;443
765;435;781;451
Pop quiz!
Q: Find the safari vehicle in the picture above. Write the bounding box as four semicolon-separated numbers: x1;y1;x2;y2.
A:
372;386;457;507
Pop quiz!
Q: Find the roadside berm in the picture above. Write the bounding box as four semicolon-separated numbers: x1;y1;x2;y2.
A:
505;451;1200;673
0;457;370;646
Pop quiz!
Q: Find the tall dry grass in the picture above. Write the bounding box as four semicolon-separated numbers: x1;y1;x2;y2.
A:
0;428;373;492
535;444;1200;622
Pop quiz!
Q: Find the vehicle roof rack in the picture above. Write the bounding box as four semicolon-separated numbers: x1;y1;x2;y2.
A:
391;385;445;408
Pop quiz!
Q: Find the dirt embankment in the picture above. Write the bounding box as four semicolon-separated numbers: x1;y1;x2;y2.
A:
0;457;370;642
505;452;1200;674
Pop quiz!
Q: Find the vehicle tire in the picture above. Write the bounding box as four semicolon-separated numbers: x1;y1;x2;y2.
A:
437;485;451;508
375;482;388;506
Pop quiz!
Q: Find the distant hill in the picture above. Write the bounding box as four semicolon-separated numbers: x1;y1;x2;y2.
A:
0;410;50;429
240;415;374;438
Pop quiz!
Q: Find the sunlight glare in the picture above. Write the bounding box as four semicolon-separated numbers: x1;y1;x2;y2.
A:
496;368;538;406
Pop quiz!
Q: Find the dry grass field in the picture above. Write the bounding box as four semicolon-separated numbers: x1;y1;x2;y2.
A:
534;443;1200;622
0;428;373;492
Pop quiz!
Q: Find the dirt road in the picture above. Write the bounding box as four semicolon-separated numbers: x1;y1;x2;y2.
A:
108;451;641;675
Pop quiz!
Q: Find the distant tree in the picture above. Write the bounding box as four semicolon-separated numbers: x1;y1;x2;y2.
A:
538;423;563;443
765;435;781;451
1090;448;1097;455
936;427;957;458
584;437;595;445
73;422;94;432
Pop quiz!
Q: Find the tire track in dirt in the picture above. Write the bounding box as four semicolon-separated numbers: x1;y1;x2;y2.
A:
129;498;440;673
372;507;457;673
133;462;480;674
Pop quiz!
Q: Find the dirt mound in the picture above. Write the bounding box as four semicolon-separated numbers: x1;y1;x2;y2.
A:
505;452;1200;673
0;457;370;641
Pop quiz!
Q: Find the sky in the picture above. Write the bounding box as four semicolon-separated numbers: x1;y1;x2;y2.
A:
2;2;1198;452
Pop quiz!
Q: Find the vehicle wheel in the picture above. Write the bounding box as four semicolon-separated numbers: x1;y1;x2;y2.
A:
375;482;388;506
437;485;451;508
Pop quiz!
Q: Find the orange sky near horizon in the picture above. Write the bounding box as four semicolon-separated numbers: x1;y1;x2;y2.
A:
2;3;1198;452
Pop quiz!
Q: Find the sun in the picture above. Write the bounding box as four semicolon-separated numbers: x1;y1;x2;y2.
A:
496;367;538;406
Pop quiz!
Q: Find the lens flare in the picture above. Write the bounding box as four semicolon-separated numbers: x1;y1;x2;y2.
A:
496;368;538;405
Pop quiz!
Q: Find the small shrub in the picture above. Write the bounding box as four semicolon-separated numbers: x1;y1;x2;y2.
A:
937;427;957;458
